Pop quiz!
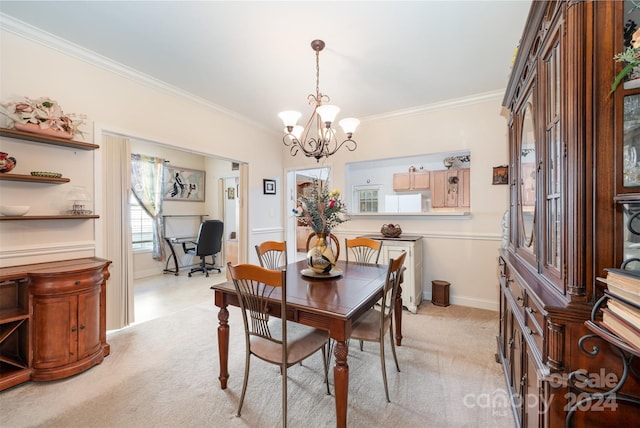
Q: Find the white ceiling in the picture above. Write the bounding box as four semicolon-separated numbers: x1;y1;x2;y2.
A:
0;1;532;132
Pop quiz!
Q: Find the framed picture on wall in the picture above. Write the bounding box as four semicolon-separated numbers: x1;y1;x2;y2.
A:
492;165;509;185
163;166;206;201
263;179;276;195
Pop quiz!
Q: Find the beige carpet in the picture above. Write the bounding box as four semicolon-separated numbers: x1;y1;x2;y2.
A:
0;299;516;428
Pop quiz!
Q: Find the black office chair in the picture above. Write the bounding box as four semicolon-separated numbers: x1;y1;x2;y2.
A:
182;220;224;277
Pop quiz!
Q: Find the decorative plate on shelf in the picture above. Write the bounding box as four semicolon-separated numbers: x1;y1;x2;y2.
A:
301;267;343;279
31;171;63;178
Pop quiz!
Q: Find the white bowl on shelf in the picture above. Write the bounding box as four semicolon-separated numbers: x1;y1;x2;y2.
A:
0;205;30;216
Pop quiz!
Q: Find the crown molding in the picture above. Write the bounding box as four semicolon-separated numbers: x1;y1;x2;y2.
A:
360;90;505;123
0;13;270;132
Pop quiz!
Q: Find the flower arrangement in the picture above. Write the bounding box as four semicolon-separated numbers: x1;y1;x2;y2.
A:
293;179;349;234
610;28;640;94
0;97;85;137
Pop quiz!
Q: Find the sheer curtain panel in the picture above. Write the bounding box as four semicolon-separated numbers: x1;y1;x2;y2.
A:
130;154;165;260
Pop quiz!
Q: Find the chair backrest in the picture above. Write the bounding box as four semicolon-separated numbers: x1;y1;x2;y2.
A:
196;220;224;256
380;251;407;323
345;237;382;264
306;232;340;260
255;241;287;269
227;262;287;358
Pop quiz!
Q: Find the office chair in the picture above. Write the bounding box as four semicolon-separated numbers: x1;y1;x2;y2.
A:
182;220;224;277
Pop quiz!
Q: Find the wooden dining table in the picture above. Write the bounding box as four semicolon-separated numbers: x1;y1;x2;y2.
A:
211;259;405;428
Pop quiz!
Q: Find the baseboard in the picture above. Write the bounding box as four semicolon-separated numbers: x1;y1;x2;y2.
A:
422;291;498;312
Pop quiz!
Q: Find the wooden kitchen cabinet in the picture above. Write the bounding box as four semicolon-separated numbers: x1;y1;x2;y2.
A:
430;168;470;208
393;170;430;191
0;257;111;389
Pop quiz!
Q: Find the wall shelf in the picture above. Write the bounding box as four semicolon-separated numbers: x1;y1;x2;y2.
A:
0;127;99;150
0;173;70;184
0;215;99;221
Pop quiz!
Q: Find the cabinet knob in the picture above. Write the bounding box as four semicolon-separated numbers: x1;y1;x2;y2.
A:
80;325;86;330
516;296;523;302
71;326;77;332
526;306;536;314
75;280;81;285
525;327;535;335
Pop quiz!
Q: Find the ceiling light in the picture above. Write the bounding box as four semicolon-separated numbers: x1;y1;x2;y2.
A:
279;39;359;162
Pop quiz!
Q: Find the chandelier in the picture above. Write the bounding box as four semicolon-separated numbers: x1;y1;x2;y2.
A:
279;39;359;162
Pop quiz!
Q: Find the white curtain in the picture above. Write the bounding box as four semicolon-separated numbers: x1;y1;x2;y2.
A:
102;134;134;329
130;154;165;260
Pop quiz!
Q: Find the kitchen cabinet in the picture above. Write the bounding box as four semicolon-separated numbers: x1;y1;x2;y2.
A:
362;235;423;313
392;170;430;191
430;168;470;208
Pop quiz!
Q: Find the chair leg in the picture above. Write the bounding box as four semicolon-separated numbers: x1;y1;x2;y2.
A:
359;339;364;351
282;361;287;428
236;353;251;417
389;324;400;372
379;337;390;403
322;343;330;395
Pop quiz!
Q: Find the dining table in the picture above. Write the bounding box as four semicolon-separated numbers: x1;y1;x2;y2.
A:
211;259;405;428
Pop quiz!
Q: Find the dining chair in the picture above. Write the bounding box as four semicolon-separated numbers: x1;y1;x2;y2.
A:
255;240;287;269
305;232;341;260
345;237;382;264
227;262;330;427
349;251;407;402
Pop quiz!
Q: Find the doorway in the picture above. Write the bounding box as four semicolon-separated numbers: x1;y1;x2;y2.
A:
285;166;331;263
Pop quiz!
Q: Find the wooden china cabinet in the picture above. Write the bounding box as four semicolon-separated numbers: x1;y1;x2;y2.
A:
498;1;640;426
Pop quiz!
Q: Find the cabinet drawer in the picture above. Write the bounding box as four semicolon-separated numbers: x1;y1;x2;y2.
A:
505;276;526;316
498;257;507;287
524;293;545;357
30;270;104;295
525;294;545;335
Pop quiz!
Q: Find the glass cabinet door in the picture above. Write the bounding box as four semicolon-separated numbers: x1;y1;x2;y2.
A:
623;94;640;187
519;95;536;258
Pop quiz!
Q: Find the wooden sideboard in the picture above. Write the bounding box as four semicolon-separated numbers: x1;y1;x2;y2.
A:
0;257;111;390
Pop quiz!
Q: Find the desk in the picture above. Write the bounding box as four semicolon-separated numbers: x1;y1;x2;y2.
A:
163;237;196;275
212;260;402;428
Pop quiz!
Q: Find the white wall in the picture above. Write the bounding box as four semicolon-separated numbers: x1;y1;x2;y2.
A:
283;95;510;310
0;27;282;270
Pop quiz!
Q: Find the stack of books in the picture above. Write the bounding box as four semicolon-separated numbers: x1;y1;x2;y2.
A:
597;268;640;352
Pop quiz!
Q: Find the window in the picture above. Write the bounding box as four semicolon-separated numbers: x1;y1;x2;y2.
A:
354;185;380;213
130;194;153;251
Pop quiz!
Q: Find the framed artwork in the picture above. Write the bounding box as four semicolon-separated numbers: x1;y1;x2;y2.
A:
492;165;509;185
163;166;206;201
263;179;276;195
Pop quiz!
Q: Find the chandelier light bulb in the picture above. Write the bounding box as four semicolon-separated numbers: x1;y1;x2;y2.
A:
278;110;302;129
339;118;360;137
316;104;340;125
